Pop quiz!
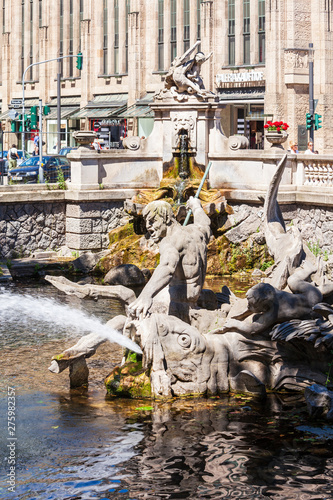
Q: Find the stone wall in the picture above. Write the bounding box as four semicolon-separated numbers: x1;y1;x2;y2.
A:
0;202;66;259
66;201;129;251
226;202;333;257
0;198;130;259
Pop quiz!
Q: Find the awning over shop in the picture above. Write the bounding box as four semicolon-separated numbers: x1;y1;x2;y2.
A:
45;107;79;120
69;93;128;120
70;105;127;119
0;110;10;120
48;96;81;106
117;93;154;118
87;93;128;108
118;105;154;118
218;87;265;104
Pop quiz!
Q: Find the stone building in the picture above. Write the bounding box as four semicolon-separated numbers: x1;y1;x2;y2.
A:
0;0;332;152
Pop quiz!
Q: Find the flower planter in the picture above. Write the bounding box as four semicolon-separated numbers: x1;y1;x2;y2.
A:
266;131;288;149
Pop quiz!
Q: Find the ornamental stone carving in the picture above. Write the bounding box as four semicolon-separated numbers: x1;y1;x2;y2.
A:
170;111;196;149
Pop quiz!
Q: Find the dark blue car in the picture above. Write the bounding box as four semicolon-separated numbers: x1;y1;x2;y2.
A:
7;155;70;184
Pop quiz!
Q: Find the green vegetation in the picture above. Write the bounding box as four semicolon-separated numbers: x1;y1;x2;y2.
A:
260;260;274;271
325;351;333;387
56;168;67;190
307;240;331;261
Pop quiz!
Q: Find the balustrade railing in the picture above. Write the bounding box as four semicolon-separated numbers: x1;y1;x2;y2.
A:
302;158;333;187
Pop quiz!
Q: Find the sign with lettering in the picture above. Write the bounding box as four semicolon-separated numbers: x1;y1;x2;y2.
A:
216;71;264;86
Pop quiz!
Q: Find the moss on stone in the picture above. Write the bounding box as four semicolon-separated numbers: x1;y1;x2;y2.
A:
105;361;152;398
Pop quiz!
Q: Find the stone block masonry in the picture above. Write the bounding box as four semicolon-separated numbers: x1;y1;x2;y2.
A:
65;201;129;251
0;202;66;259
0;188;135;259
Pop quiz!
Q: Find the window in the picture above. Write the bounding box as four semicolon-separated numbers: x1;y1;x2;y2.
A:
2;0;5;34
79;0;84;52
170;0;177;62
158;0;164;71
243;0;250;64
29;0;33;79
103;0;108;74
60;0;63;75
258;0;265;62
21;0;24;77
38;0;42;27
183;0;190;52
197;0;201;41
69;0;74;76
228;0;235;66
114;0;119;74
125;0;130;73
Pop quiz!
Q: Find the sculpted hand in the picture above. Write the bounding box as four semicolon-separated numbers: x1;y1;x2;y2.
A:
186;196;201;212
216;318;242;333
128;296;153;320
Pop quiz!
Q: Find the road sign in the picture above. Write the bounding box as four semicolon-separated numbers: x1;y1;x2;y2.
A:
8;110;18;120
314;99;318;112
10;99;23;105
11;105;22;109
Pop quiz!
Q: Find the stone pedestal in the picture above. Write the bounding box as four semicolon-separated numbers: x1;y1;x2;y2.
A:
144;95;228;169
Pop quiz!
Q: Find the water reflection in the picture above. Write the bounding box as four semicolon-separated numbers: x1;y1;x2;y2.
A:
1;283;333;499
1;392;333;499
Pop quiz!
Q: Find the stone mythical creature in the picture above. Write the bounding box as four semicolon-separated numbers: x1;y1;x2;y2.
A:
162;41;213;99
47;155;333;400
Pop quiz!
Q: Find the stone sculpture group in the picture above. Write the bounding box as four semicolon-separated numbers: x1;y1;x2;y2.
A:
46;45;333;417
47;154;333;413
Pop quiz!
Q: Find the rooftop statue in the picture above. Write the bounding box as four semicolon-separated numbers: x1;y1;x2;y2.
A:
156;41;213;100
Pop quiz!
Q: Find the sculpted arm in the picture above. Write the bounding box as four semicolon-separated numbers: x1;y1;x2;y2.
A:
212;306;278;335
175;41;201;66
128;241;180;318
186;196;211;239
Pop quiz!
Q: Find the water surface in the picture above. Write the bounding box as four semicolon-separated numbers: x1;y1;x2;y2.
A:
1;282;333;500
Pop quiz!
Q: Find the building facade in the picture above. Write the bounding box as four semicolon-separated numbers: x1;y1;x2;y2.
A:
0;0;332;153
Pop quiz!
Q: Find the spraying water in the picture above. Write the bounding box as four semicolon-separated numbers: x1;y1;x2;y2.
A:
0;289;142;354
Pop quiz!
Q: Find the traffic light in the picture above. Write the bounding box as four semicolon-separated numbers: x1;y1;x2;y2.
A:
43;105;51;116
10;121;17;133
314;113;322;130
76;52;83;70
25;115;31;132
30;106;38;129
306;113;313;130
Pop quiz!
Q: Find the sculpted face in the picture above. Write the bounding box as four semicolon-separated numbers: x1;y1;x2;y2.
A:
145;214;168;243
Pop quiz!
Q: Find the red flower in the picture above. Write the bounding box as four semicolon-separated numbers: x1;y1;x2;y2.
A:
265;119;289;132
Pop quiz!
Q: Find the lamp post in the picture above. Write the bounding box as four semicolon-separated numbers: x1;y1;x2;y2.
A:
21;54;83;158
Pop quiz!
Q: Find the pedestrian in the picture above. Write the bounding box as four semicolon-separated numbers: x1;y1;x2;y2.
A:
119;136;124;149
305;141;315;154
7;144;19;170
33;134;39;156
288;141;298;153
92;139;101;151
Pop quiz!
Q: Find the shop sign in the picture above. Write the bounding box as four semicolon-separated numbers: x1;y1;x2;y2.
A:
216;71;264;86
93;121;101;131
100;119;121;126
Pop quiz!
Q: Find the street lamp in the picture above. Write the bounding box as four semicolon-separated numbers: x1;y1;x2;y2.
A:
21;54;83;158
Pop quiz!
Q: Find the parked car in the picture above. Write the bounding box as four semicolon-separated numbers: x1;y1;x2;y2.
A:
7;155;71;184
0;150;24;177
58;146;78;156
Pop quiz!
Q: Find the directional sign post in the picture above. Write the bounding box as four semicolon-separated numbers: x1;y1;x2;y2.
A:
10;99;23;106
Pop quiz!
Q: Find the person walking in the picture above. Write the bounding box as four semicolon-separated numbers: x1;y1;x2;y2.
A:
305;141;315;154
7;144;19;170
288;141;298;153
